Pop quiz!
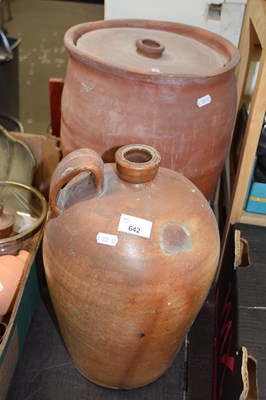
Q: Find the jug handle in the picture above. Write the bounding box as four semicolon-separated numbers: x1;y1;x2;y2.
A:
49;148;104;217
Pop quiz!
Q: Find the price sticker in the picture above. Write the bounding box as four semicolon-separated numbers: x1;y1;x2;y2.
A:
118;214;153;239
197;94;211;108
96;232;118;247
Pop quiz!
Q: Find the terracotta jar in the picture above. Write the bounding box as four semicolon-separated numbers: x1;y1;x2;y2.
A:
61;19;240;199
0;250;30;320
43;144;220;389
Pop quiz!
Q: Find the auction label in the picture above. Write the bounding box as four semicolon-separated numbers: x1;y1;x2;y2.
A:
197;94;211;108
118;214;152;239
96;232;118;247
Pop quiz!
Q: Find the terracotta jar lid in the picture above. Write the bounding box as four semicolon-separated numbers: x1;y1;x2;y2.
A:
76;23;232;77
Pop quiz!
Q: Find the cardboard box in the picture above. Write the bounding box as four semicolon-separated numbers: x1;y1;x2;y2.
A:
0;234;43;400
245;181;266;215
214;223;266;400
9;131;61;199
245;155;266;215
0;132;60;399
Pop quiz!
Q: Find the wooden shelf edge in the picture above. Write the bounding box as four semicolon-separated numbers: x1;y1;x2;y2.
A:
240;210;266;226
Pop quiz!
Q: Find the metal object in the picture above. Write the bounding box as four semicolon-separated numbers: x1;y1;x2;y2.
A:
0;30;22;124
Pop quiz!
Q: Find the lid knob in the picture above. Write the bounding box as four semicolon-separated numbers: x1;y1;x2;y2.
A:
136;38;165;59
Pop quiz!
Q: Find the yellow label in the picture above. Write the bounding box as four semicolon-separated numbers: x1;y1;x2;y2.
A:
249;196;266;203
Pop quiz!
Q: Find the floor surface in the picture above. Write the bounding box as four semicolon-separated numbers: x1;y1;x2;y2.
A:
7;287;186;400
3;0;104;134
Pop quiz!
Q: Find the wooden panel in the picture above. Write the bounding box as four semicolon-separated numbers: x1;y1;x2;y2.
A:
49;78;64;137
219;0;266;270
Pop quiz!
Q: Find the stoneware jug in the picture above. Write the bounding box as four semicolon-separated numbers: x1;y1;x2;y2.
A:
43;144;220;389
61;19;240;199
0;250;30;320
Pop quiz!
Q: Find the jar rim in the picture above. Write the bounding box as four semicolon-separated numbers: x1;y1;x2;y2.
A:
64;19;240;83
115;144;161;184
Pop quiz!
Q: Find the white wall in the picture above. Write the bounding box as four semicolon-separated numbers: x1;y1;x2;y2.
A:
104;0;246;47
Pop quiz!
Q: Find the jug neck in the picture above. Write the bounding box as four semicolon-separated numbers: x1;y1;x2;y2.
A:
115;144;161;184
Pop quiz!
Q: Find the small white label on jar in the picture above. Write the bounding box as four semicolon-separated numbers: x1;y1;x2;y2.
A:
118;214;153;239
96;233;118;247
0;282;4;291
151;68;161;73
197;94;211;108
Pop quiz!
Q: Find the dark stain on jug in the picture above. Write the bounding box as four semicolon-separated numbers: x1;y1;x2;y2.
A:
160;222;192;255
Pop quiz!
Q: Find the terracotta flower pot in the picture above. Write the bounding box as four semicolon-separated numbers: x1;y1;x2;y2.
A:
0;250;30;320
43;144;220;389
60;19;239;199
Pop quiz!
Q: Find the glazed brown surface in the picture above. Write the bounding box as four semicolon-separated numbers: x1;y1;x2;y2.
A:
60;19;239;199
43;145;220;389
